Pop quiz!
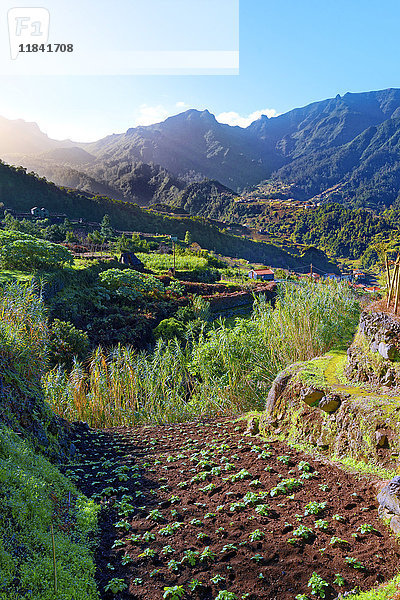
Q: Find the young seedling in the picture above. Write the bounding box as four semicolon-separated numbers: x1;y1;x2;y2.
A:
104;578;128;594
329;536;351;548
182;549;199;566
304;501;326;516
189;579;203;591
307;572;329;598
357;523;376;534
138;547;156;558
333;574;345;586
210;574;226;585
345;556;365;570
315;520;329;530
249;529;265;542
163;586;185;600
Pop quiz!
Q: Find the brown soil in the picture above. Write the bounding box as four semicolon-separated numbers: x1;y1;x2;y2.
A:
67;419;400;600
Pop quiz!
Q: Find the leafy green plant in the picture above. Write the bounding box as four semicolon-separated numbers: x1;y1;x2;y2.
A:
358;523;376;534
330;536;350;548
189;579;203;591
292;525;313;540
345;556;365;570
182;549;199;566
333;574;345;586
138;547;156;558
255;504;270;517
167;559;180;572
104;578;128;594
230;469;252;482
249;529;265;542
298;461;312;472
147;508;163;521
163;585;185;600
215;592;238;600
210;574;226;585
270;478;303;496
304;501;327;516
315;520;329;530
307;572;329;598
221;544;237;554
200;546;216;562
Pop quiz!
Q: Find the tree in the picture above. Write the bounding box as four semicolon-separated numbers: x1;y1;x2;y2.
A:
100;214;114;240
184;230;192;245
113;233;130;254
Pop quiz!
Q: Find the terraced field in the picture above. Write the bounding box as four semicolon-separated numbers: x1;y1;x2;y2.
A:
65;420;400;600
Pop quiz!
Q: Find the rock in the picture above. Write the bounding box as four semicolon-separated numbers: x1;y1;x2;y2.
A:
370;341;379;353
375;430;389;447
316;437;329;450
319;394;341;413
390;515;400;534
377;475;400;515
378;342;397;361
301;387;324;407
264;371;291;415
245;417;259;435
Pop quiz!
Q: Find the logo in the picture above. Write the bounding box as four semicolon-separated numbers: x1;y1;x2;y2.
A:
7;7;50;59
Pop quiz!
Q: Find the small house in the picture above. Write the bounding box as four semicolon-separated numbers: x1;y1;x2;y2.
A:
119;252;144;270
30;206;40;217
40;207;50;218
353;270;366;281
248;268;275;281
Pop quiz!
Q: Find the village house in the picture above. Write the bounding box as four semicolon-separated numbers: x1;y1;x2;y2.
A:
248;268;275;281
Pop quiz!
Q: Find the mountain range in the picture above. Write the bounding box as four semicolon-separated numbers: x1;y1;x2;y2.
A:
3;87;400;209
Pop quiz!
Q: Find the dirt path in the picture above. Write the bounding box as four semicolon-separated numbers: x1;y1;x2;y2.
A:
65;419;400;600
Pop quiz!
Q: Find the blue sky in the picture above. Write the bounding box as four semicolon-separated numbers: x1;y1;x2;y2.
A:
1;0;400;141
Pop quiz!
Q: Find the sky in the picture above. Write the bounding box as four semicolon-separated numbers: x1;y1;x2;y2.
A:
1;0;400;141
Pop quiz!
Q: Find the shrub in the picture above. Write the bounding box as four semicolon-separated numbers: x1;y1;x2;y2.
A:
154;318;187;342
0;231;73;270
48;319;90;368
99;268;164;301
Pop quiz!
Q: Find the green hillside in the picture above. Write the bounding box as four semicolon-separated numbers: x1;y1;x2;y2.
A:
0;160;338;269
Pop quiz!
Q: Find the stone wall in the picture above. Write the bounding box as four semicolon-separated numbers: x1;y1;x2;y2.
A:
346;310;400;387
259;362;400;469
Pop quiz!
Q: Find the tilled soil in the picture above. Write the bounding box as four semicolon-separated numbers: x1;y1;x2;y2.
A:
65;419;400;600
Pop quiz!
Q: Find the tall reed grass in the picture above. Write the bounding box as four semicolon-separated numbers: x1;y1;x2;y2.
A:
0;281;48;386
43;281;360;427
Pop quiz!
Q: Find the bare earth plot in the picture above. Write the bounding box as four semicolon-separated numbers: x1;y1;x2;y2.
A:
65;419;400;600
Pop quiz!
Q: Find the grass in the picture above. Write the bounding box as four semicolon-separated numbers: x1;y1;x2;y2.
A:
0;269;33;284
45;280;360;427
0;426;100;600
0;281;100;600
136;252;208;272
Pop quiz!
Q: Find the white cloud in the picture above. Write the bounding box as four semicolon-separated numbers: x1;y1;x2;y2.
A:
133;104;279;128
216;107;279;128
134;104;171;126
133;102;192;126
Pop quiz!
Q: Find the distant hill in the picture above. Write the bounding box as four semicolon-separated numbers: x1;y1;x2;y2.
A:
4;88;400;207
0;116;74;155
0;159;340;270
84;109;279;190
